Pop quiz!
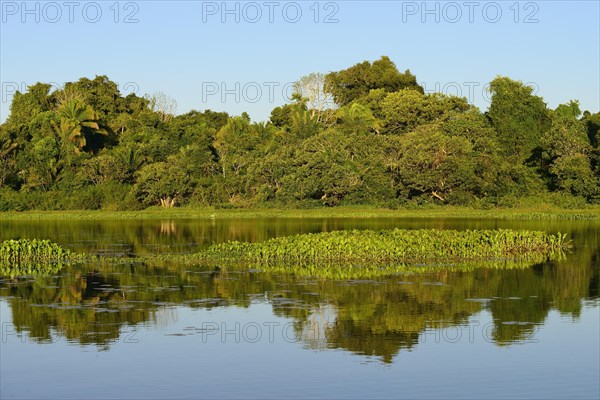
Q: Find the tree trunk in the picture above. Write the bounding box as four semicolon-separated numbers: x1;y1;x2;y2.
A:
160;196;176;208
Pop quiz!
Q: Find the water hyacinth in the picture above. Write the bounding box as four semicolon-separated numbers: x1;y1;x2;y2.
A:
198;229;570;266
0;239;85;276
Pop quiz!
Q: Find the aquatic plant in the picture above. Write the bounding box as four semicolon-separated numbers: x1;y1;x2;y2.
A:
0;229;569;279
0;239;77;263
0;239;85;277
198;229;569;266
136;228;567;279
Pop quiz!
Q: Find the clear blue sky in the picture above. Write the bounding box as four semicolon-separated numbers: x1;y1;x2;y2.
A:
1;0;599;122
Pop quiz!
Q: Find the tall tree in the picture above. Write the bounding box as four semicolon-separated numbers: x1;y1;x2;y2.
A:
293;73;335;123
52;95;110;154
6;83;55;131
0;126;19;187
64;76;126;120
325;56;422;106
145;92;178;123
381;90;470;135
487;77;551;164
336;103;380;135
541;101;597;197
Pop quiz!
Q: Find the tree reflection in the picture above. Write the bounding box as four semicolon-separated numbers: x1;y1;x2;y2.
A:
0;242;596;362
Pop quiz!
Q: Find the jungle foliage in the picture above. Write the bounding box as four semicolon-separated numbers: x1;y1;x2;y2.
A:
1;57;599;210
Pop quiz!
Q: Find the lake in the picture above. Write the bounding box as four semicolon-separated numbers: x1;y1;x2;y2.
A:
1;217;598;399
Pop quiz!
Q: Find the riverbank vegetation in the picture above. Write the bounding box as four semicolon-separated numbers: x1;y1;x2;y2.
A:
1;56;599;211
0;206;597;221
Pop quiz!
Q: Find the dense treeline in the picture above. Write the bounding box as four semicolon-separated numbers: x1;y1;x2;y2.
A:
1;56;599;210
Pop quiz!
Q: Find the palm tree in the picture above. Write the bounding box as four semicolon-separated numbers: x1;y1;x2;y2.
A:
336;103;380;135
290;108;321;139
53;98;109;153
114;146;147;182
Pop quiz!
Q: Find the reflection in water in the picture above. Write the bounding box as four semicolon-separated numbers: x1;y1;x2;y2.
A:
2;217;597;257
0;217;598;364
1;249;597;362
1;218;598;400
160;220;178;236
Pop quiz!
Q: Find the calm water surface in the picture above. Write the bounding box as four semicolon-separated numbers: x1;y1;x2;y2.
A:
0;217;598;399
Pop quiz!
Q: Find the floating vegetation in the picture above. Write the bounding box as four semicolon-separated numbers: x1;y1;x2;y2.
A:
0;230;571;279
199;229;569;265
148;228;571;278
0;239;79;263
0;239;85;277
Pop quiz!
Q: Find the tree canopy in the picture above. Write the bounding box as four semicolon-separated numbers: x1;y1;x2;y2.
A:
1;59;598;211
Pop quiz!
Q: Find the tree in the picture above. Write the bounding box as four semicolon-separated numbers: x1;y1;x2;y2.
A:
132;161;189;207
275;129;392;206
541;101;597;197
20;134;62;191
0;126;19;187
381;90;470;135
64;75;128;120
325;56;422;106
214;116;254;178
289;107;322;139
487;77;551;164
80;146;148;185
52;96;110;155
270;95;308;130
6;83;55;129
335;103;380;135
353;88;388;120
549;154;597;197
146;92;178;123
390;124;478;203
293;73;335;123
582;111;600;180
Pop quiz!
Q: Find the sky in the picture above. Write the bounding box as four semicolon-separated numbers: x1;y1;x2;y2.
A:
1;0;599;122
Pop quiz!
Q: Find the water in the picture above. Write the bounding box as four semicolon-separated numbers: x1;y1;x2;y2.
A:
1;217;598;399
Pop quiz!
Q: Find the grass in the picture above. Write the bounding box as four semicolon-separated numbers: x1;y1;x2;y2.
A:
0;205;598;220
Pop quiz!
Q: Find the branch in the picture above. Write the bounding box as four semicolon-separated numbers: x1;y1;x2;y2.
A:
431;191;445;202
